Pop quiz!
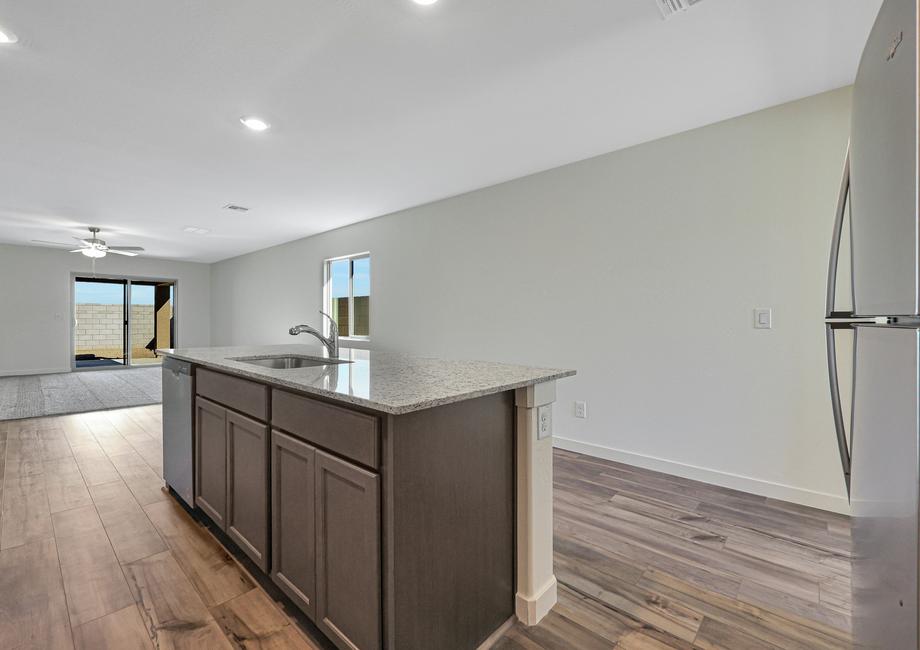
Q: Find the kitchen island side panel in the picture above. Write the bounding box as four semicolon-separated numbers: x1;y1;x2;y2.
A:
383;390;515;649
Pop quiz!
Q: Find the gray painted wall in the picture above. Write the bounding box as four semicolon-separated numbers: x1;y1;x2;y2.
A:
209;87;852;511
0;244;210;375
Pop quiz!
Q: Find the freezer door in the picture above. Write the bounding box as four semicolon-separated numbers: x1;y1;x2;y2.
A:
850;325;920;648
849;0;919;317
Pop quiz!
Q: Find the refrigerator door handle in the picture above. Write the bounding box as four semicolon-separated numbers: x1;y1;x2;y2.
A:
825;323;851;498
824;147;853;499
825;148;851;319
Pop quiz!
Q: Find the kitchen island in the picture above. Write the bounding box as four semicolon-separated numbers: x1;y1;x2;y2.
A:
158;344;574;650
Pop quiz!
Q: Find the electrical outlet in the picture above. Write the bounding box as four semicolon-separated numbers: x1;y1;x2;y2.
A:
537;404;553;439
574;401;587;419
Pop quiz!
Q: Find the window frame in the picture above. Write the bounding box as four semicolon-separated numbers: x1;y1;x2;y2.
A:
323;252;370;341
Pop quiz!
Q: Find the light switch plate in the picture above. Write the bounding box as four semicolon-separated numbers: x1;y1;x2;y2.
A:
537;404;553;439
753;308;772;329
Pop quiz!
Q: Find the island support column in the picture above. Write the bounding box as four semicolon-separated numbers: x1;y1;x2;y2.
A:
514;380;557;625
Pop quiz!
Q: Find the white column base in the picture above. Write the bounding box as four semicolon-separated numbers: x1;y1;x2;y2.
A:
515;575;558;626
514;381;557;627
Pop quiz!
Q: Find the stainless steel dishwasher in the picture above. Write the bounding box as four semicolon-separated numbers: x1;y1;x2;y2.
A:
162;357;194;507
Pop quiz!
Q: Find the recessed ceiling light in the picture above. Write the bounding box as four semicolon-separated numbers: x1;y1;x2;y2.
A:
240;116;270;132
412;0;439;4
0;28;18;44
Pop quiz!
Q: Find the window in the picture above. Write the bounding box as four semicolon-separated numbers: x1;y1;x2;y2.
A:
324;253;370;339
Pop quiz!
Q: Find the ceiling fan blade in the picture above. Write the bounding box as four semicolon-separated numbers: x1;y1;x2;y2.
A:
30;239;75;247
74;237;93;246
69;249;85;253
107;246;144;252
106;249;139;256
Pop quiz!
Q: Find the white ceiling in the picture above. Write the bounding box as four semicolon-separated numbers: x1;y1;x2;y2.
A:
0;0;881;263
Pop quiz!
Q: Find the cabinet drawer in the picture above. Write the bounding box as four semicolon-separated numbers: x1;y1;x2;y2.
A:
272;389;379;469
197;368;269;421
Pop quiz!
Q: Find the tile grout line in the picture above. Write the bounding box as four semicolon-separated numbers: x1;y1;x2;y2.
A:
112;404;299;646
65;409;161;645
554;505;834;630
0;423;6;548
77;411;168;555
102;409;165;489
557;449;852;646
40;428;79;650
4;414;267;645
80;406;241;647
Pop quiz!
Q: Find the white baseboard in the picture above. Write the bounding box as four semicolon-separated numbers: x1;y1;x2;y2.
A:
553;436;850;515
1;367;70;377
515;575;557;626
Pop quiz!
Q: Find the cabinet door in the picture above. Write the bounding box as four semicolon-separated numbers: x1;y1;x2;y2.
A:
270;430;317;618
227;411;270;571
195;397;227;529
316;451;381;650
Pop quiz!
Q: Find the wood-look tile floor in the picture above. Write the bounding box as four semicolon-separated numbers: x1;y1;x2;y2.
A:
0;405;852;649
0;405;323;650
498;449;852;650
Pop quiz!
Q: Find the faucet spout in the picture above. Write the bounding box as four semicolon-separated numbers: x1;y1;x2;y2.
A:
289;312;339;358
289;324;318;337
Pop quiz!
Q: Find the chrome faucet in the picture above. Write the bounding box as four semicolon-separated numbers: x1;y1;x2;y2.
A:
289;311;339;358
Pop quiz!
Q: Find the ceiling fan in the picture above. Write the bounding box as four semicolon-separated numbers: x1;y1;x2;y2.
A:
32;227;145;258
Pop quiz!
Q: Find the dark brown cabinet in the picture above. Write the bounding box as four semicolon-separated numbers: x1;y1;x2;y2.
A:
227;411;270;571
316;450;381;650
190;368;514;650
195;396;269;570
270;433;381;650
270;430;317;618
272;386;383;647
195;397;227;528
272;388;379;469
197;368;269;420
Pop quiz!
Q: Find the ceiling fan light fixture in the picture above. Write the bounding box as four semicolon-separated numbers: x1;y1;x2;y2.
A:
0;27;18;44
240;116;270;132
81;247;106;258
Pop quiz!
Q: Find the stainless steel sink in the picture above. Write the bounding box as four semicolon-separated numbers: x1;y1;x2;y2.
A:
230;355;353;370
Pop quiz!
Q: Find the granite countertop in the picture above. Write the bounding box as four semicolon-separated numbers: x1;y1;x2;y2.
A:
158;344;575;415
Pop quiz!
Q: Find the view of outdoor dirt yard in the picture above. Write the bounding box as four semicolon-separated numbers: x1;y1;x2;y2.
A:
74;278;174;367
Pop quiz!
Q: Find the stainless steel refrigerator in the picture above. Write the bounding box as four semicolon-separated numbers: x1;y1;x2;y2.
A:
825;0;920;647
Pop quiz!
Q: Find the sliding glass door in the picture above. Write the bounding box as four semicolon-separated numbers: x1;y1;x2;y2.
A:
74;278;127;368
129;281;175;366
73;276;176;370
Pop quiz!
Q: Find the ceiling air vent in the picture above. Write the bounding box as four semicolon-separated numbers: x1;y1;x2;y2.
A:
655;0;704;19
223;204;250;212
